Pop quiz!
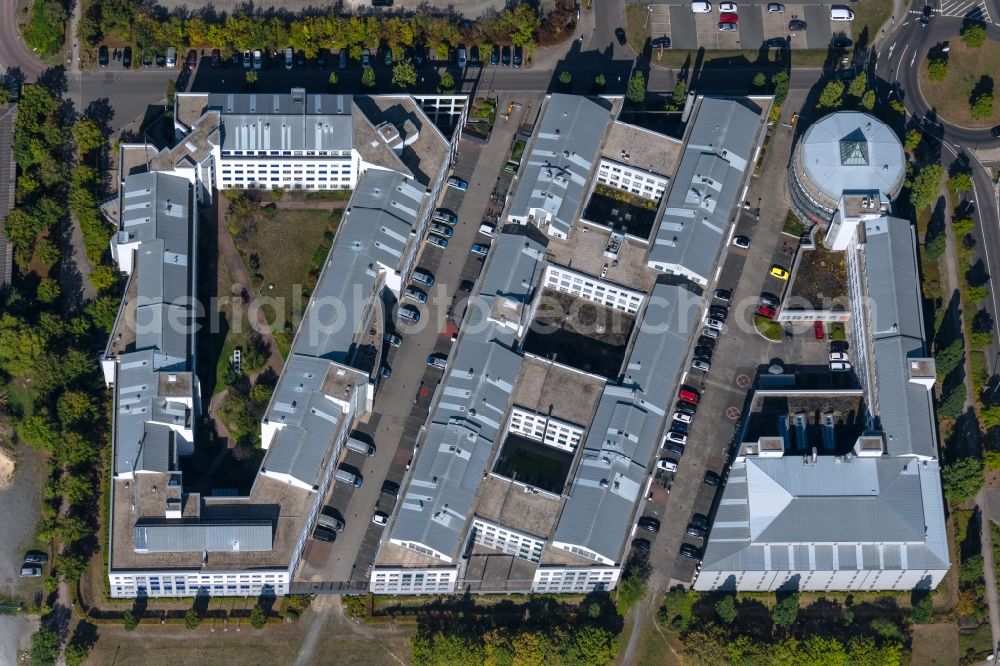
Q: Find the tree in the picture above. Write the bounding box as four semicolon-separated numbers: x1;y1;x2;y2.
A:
392;60;417;89
816;80;845;109
563;625;618;665
57;551;88;583
714;594;737;624
671;79;687;109
34;237;60;269
36;277;60;304
909;163;944;213
942;456;984;503
771;592;799;626
250;604;267;629
185;607;201;630
23;0;68;55
949;171;974;192
72;119;104;158
927;59;948;81
362;66;376;88
89;265;121;293
512;630;550;665
61;473;95;504
934;338;964;376
771;70;790;105
910;589;934;623
594;74;606;89
64;621;97;666
559;71;572;86
56;515;92;544
960;553;985;583
615;565;647;613
860;90;876;111
982;405;1000;430
328;72;338;90
847;72;868;97
904;128;922;151
961;23;986;48
437;70;454;92
938;384;967;418
984;450;1000;469
752;72;766;89
29;626;60;666
659;589;697;632
57;390;98;427
123;609;138;631
954;216;976;235
245;70;258;88
971;93;993;120
18;411;60;451
626;71;646;105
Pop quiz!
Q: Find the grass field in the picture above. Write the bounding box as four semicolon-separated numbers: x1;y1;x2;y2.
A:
921;39;1000;128
911;623;961;665
625;608;683;666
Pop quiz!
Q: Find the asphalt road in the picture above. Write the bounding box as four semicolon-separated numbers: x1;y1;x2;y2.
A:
0;0;46;80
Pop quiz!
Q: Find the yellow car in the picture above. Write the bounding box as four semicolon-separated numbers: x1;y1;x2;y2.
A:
770;265;790;280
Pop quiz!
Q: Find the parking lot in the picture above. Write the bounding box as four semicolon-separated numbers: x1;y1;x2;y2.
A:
652;3;847;51
296;95;536;586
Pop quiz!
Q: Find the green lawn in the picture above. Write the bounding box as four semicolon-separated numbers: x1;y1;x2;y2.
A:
304;189;352;201
921;39;1000;128
850;0;894;44
782;211;807;237
755;314;782;341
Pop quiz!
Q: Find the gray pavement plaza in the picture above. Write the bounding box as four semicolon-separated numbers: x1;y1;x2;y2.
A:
295;94;539;585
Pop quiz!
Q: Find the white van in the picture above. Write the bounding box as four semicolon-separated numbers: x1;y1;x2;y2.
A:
691;1;712;12
346;438;375;457
478;223;495;237
830;6;854;20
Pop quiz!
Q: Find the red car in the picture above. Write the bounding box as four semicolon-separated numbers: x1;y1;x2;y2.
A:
720;11;739;22
756;304;777;319
679;387;701;405
814;321;825;340
186;49;197;71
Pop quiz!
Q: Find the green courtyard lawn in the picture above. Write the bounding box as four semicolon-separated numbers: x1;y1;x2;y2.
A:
921;39;1000;127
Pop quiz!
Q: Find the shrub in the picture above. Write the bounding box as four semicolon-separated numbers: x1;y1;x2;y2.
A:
909;163;944;213
927;59;948;81
29;627;60;666
925;233;946;261
971;93;993;120
771;592;799;626
939;385;967;418
559;71;572;85
626;71;646;105
123;609;138;631
904;129;922;151
910;590;934;624
961;23;986;48
984;451;1000;469
816;80;845;109
942;456;984;504
949;172;974;193
753;72;766;88
185;608;200;629
714;595;737;624
250;604;267;629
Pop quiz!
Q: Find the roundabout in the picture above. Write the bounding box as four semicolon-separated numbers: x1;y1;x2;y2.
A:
918;37;1000;128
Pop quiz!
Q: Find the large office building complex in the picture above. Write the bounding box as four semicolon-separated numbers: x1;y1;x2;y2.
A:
103;90;464;598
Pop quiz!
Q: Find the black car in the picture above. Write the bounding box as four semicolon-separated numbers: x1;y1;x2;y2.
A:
679;543;701;559
920;5;931;25
317;48;327;68
615;27;627;45
122;46;132;69
663;441;685;456
381;479;400;497
651;36;671;48
491;44;500;66
697;335;716;349
709;305;728;320
788;19;807;31
830;340;850;352
686;524;707;539
637;516;660;533
831;36;853;49
142;51;152;68
24;550;48;565
414;46;426;66
992;125;1000;138
155;52;166;67
704;470;722;486
512;45;523;68
690;513;709;530
501;45;511;66
760;292;781;307
459;279;475;292
713;288;732;303
372;0;394;5
671;420;689;434
313;525;336;542
469;45;480;67
632;537;651;554
675;401;696;416
766;37;787;48
98;45;109;67
694;345;713;360
296;50;306;70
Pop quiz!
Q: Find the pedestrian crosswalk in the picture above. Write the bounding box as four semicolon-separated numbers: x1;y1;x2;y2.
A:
937;0;992;22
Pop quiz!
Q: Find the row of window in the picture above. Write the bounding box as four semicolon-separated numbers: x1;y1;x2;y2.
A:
221;149;351;157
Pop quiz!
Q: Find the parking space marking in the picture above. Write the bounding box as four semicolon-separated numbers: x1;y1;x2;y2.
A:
735;373;751;388
670;6;699;49
650;4;672;41
939;0;992;20
726;406;741;421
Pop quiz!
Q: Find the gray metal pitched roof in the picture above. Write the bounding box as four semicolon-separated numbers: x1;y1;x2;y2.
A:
700;456;949;573
207;91;353;153
133;520;273;552
864;218;937;459
800;111;905;203
135;424;172;473
553;283;702;562
295;168;424;361
507;94;612;237
477;227;547;303
649;98;763;283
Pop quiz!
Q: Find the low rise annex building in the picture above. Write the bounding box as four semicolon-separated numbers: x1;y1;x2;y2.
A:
103;90;463;598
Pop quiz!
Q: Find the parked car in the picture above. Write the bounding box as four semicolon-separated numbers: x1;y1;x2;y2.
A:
679;544;701;560
691;1;712;12
830;340;849;352
448;176;468;190
675;401;697;415
663;441;686;456
140;50;151;67
704;317;725;331
430;223;454;238
632;537;652;554
317;48;327;68
242;49;251;69
732;235;750;248
23;551;48;565
704;470;722;486
253;49;262;69
362;48;371;68
319;508;345;532
672;411;693;424
651;36;671;48
813;321;825;340
372;511;389;526
694;345;713;360
768;2;784;11
770;265;790;280
426;354;448;369
372;0;393;5
155;52;166;67
491;45;500;66
670;420;689;434
379;365;392;379
186;49;197;70
384;48;393;66
340;48;349;69
501;45;511;65
433;208;457;225
99;45;109;67
709;305;728;320
788;19;807;30
166;46;177;68
381;480;400;497
211;48;221;67
20;564;42;577
713;288;732;303
284;47;294;70
665;429;688;444
384;332;402;348
830;6;855;21
471;243;490;256
123;46;133;68
718;21;738;31
412;269;435;287
457;46;467;68
469;45;480;67
719;1;737;9
404;286;427;303
720;11;739;22
829;352;849;362
692;359;711;372
760;292;781;307
678;387;700;404
657;458;679;473
313;525;336;542
830;361;853;372
686;524;708;539
426;235;448;249
697;335;716;350
398;304;421;323
637;516;660;533
756;304;777;319
700;327;720;340
512;45;523;67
